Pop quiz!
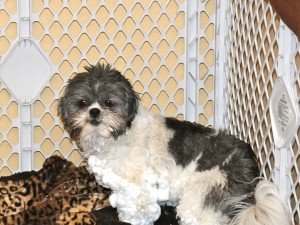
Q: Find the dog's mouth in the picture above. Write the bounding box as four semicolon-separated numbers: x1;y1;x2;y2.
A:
89;119;100;126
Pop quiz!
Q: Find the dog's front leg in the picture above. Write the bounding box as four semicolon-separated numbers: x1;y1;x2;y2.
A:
88;155;162;225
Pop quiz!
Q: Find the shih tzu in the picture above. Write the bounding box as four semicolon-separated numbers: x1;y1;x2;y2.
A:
58;63;291;225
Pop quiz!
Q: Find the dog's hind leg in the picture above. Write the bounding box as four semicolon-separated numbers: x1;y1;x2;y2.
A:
174;167;230;225
176;192;230;225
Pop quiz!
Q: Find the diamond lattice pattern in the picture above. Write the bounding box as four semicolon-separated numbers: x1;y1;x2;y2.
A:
0;0;19;176
30;0;187;168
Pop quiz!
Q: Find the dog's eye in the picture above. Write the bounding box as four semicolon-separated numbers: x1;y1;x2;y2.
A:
78;100;88;108
104;100;114;108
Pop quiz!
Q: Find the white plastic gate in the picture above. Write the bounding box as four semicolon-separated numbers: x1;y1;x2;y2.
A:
0;0;299;224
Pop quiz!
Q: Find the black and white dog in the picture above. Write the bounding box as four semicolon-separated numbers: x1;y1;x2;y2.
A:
58;63;291;225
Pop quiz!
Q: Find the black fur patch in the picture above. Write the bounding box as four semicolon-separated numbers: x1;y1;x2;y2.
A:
165;117;214;167
165;117;259;217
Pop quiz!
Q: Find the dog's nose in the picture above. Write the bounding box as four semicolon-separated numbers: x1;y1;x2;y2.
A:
89;108;101;118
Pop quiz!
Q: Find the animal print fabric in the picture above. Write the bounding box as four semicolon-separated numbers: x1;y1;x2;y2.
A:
0;156;110;225
0;156;178;225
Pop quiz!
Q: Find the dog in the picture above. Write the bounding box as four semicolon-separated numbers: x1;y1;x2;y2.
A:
58;63;291;225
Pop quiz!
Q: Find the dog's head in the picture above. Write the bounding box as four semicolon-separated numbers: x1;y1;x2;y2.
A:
58;63;139;140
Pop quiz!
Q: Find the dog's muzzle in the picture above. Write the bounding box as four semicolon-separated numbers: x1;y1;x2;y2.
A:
89;108;101;125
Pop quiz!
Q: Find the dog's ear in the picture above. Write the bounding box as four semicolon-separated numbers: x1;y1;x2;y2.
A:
57;96;82;139
57;96;68;127
127;91;140;124
57;82;73;129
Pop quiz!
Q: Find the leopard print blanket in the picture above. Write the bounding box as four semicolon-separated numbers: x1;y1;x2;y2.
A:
0;156;178;225
0;156;111;225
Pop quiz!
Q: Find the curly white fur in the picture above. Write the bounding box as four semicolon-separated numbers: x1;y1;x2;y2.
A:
89;155;167;224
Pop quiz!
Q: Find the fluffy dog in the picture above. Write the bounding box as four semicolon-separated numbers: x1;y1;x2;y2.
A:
58;63;291;225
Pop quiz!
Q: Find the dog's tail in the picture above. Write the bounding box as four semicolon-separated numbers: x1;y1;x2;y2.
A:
230;180;292;225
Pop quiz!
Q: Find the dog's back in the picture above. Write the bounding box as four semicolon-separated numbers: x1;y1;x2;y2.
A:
164;117;291;225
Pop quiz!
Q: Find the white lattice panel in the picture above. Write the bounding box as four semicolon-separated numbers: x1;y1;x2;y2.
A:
0;81;20;176
187;0;215;126
288;36;300;225
0;1;298;224
0;0;216;172
0;0;20;176
224;0;280;178
29;0;188;169
0;0;217;174
218;0;299;224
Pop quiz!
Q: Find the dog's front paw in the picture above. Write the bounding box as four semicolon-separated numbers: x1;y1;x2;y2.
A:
111;182;161;225
179;215;199;225
117;196;161;225
118;205;161;225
